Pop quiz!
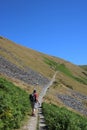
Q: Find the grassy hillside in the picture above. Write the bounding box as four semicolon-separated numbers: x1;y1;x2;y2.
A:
0;36;54;78
1;36;87;80
0;35;87;98
80;65;87;71
0;36;87;129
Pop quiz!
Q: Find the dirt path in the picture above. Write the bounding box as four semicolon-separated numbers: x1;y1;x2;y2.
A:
38;72;57;104
20;72;57;130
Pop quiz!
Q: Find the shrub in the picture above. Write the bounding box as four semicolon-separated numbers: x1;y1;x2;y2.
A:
42;103;87;130
0;77;31;130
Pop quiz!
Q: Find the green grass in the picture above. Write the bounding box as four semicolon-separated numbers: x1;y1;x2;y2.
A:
44;57;74;75
44;57;87;85
42;103;87;130
43;57;58;70
0;77;31;130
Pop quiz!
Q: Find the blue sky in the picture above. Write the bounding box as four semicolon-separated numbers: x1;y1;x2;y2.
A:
0;0;87;65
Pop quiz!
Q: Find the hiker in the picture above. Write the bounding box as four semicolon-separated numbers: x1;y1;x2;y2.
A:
30;89;39;116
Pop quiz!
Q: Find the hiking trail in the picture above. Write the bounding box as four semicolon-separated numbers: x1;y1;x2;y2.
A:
20;72;57;130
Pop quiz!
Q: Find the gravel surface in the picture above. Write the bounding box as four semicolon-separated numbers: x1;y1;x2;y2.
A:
58;90;87;116
0;56;50;86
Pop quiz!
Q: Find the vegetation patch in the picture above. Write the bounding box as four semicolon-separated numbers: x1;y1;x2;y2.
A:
52;81;59;89
73;76;87;85
42;103;87;130
44;57;87;85
80;65;87;71
43;57;58;70
0;36;3;39
0;77;31;130
44;57;73;75
82;72;87;76
65;84;73;89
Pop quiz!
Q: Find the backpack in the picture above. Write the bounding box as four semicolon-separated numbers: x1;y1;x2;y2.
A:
29;94;36;102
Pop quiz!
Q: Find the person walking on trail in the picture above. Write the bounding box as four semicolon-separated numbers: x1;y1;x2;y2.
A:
29;89;39;116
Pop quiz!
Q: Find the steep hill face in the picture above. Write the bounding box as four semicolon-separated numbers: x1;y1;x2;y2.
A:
0;36;87;85
0;56;50;87
0;36;59;78
0;36;87;116
0;36;87;89
80;65;87;72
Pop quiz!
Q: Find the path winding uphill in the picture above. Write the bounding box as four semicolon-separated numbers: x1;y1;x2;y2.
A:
20;72;57;130
38;71;57;104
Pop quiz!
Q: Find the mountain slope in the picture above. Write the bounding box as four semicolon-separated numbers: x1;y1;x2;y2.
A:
80;65;87;71
0;36;87;117
0;36;54;78
1;36;87;90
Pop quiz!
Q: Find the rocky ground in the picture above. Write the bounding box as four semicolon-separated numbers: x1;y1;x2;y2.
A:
58;89;87;116
0;56;50;86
